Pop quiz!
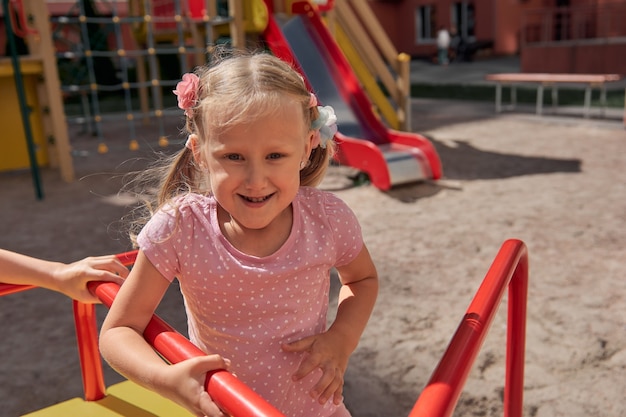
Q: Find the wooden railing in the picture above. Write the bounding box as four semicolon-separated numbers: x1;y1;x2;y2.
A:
329;0;412;131
3;0;74;183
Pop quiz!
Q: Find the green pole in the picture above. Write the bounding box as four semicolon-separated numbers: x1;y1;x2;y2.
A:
3;0;44;200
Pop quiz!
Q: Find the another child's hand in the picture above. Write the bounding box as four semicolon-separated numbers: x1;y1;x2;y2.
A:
53;255;128;303
282;331;350;405
158;355;231;417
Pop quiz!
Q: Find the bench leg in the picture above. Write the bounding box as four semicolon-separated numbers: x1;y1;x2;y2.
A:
551;86;558;114
600;85;607;118
584;86;591;118
511;86;517;110
536;85;544;115
495;84;502;113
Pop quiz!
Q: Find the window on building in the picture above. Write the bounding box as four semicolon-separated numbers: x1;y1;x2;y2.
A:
416;5;437;43
451;2;475;41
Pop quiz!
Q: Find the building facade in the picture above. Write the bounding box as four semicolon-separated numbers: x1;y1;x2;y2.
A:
368;0;626;73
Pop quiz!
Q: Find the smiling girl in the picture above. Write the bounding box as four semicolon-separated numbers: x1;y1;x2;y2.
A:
99;51;378;417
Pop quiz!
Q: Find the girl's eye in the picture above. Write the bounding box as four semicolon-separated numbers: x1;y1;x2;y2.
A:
267;153;283;160
226;154;242;161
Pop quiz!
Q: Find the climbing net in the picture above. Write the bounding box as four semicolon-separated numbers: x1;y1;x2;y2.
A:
50;0;232;153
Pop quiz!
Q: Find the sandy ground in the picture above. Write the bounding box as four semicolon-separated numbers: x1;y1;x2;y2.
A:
1;99;625;417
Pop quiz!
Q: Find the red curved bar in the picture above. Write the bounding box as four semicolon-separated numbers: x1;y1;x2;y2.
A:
409;239;528;417
0;248;283;415
115;250;138;267
0;283;35;296
0;251;137;297
90;281;286;417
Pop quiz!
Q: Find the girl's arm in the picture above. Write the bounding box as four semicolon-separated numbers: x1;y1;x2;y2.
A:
0;249;127;303
99;250;229;417
283;244;379;404
329;244;379;353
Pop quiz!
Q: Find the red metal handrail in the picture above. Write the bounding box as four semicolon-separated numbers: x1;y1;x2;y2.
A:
88;280;286;417
88;250;285;416
1;249;284;416
72;299;106;401
409;238;528;417
0;251;138;297
0;283;35;296
1;240;527;417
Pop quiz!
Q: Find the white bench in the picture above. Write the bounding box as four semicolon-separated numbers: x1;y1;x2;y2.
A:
485;73;623;118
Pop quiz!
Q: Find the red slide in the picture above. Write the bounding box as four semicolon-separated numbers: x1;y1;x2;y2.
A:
262;1;442;190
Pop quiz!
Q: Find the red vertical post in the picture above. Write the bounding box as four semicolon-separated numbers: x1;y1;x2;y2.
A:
505;251;528;417
409;239;528;417
73;301;106;401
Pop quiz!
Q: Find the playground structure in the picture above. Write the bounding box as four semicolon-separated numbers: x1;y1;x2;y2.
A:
326;0;413;132
1;0;259;185
1;1;74;188
2;0;441;192
47;0;259;153
0;239;528;416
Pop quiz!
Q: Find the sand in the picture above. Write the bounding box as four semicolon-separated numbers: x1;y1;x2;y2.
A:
1;99;624;416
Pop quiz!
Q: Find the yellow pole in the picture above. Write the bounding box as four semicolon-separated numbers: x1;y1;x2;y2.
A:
26;1;75;182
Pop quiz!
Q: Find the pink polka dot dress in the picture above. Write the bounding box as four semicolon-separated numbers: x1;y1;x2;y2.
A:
137;187;363;417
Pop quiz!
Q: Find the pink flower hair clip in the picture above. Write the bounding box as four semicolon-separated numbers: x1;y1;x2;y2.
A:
173;73;200;118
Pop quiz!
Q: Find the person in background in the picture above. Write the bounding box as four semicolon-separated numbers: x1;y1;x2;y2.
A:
437;25;451;66
99;50;379;417
0;249;128;303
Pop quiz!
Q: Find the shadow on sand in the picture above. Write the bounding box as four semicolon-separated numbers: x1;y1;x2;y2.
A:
385;137;581;203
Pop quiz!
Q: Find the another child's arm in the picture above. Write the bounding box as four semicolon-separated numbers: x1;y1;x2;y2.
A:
282;244;379;405
0;249;128;303
99;250;230;417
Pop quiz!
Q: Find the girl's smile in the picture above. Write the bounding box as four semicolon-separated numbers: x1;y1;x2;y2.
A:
239;193;275;204
200;97;314;251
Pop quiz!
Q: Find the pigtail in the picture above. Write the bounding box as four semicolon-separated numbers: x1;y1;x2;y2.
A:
121;145;200;248
157;147;199;206
301;96;337;187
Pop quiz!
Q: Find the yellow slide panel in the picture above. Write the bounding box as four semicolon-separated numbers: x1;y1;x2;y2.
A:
334;25;400;130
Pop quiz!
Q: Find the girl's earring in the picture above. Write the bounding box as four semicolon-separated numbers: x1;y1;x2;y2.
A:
185;136;194;150
300;160;307;170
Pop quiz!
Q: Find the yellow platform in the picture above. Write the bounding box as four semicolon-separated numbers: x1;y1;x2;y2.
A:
0;58;48;172
22;380;193;417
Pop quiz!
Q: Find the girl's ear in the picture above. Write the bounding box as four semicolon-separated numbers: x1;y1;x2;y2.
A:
187;134;203;164
304;130;315;160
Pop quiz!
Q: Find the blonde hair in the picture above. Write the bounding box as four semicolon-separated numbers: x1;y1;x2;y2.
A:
126;50;334;242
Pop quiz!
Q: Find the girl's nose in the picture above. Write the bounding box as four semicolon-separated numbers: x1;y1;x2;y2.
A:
245;162;267;189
